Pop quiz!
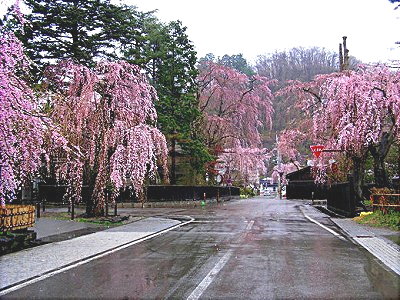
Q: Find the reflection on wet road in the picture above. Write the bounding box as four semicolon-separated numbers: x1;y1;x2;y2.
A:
4;197;399;299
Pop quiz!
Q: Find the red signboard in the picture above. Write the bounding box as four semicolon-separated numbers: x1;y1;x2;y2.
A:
310;145;325;158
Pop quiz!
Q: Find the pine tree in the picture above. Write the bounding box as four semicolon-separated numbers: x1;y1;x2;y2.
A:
124;20;211;183
6;0;128;70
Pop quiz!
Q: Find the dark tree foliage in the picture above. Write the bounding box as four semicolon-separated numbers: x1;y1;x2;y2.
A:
3;0;211;184
122;19;212;183
389;0;400;9
218;54;255;76
153;21;212;183
198;53;254;76
4;0;129;70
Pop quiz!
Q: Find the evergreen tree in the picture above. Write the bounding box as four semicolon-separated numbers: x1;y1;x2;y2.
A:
218;54;255;76
124;20;211;183
198;53;255;76
3;1;212;183
4;0;128;70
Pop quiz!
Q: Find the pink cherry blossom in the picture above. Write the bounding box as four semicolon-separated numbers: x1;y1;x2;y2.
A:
198;62;275;183
0;31;45;206
44;60;168;215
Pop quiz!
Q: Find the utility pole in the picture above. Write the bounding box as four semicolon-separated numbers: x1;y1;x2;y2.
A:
339;36;350;71
276;134;282;199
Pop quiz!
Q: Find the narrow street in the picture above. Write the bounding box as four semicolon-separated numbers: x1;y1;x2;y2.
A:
3;197;399;299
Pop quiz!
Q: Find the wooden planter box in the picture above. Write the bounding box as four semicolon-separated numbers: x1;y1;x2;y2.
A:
0;205;35;232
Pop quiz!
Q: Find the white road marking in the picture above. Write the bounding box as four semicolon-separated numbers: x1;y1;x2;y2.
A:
300;208;346;241
186;250;233;300
186;220;253;299
246;220;255;231
0;217;194;297
191;220;225;223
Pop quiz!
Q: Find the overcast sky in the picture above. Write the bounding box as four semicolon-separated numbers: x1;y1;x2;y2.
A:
122;0;399;64
1;0;398;64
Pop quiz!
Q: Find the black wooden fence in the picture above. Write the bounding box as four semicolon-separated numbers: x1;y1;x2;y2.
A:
326;181;356;217
286;180;328;200
286;178;357;217
146;185;239;202
36;184;239;204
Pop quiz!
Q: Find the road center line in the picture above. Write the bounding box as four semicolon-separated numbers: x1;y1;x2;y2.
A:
300;208;346;241
186;250;233;300
0;217;194;297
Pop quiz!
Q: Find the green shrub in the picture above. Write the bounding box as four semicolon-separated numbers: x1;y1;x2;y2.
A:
240;187;256;198
354;210;400;231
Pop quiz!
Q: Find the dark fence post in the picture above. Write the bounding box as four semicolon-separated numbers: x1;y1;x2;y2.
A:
347;174;356;217
71;199;75;220
36;202;40;218
33;184;40;218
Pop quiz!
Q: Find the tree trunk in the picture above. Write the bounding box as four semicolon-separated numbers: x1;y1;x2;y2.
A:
170;138;176;185
86;162;105;217
86;174;96;217
352;157;366;205
372;155;389;188
398;144;400;182
369;132;392;188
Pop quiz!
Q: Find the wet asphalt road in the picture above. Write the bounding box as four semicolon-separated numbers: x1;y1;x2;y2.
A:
4;197;399;299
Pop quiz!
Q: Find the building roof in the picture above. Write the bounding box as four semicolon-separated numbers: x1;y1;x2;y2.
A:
286;166;314;181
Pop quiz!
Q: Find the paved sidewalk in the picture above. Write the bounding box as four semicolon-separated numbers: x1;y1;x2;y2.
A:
33;218;105;240
332;218;400;275
0;217;184;293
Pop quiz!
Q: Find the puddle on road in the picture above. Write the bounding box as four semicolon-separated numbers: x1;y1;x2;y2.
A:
384;234;400;246
364;252;400;298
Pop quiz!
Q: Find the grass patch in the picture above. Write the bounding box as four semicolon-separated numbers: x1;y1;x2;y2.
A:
47;212;123;227
74;218;122;227
354;210;400;231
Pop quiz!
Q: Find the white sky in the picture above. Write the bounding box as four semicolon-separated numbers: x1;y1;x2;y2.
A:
1;0;399;64
121;0;400;64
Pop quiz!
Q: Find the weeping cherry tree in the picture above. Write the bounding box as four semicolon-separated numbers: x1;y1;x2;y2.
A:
45;60;169;216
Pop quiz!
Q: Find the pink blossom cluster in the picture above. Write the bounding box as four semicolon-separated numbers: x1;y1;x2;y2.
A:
0;32;45;206
44;60;168;213
312;66;399;155
277;129;307;161
271;162;299;185
279;65;400;183
281;66;399;155
199;62;274;148
217;147;269;185
198;62;275;182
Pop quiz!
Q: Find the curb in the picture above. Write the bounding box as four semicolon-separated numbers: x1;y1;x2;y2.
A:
330;218;400;276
